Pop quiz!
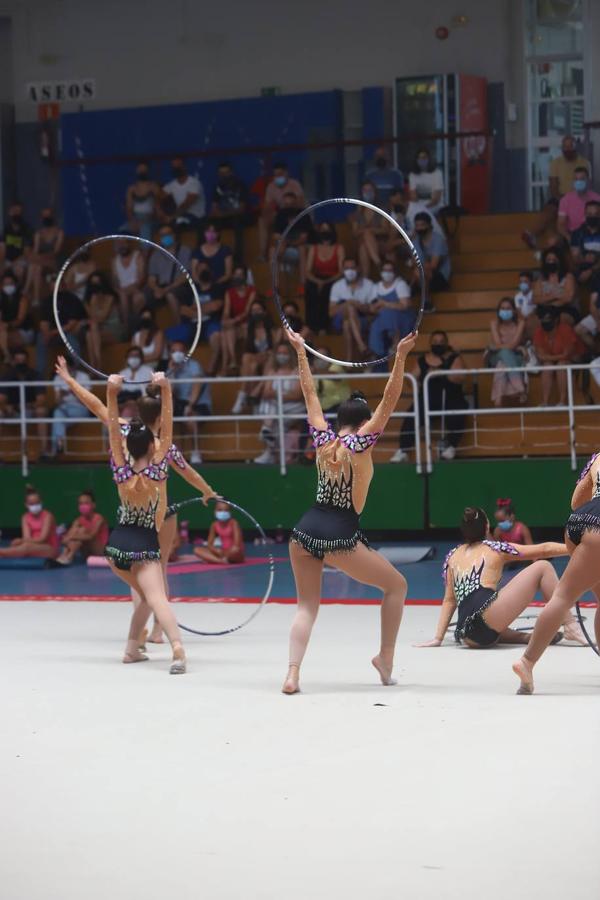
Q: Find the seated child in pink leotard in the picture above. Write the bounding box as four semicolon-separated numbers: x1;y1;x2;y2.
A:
194;501;245;564
492;497;532;545
0;484;60;560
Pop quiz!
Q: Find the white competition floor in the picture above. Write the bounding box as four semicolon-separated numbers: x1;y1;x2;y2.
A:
2;601;599;900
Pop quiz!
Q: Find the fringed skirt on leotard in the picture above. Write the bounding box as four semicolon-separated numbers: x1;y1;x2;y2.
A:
291;504;370;560
566;497;600;546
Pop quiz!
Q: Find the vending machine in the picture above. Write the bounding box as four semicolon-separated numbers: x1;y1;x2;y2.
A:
394;73;490;213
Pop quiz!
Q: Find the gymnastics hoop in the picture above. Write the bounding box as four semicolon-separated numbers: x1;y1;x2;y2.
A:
271;197;428;369
575;601;599;655
167;496;275;637
53;234;202;383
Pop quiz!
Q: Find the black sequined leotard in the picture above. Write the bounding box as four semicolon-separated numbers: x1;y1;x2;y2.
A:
566;452;600;545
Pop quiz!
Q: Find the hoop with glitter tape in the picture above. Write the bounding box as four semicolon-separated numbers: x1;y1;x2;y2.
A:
53;234;202;383
271;197;427;369
166;495;275;637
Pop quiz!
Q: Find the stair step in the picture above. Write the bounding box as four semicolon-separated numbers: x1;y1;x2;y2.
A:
457;233;526;253
452;249;537;273
451;271;519;290
432;290;514;311
457;213;540;234
420;311;492;332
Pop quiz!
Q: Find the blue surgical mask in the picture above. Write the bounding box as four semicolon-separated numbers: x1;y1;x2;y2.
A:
518;281;530;293
215;510;231;522
171;350;185;365
160;234;175;248
498;519;513;532
498;309;513;321
274;175;287;188
574;179;587;192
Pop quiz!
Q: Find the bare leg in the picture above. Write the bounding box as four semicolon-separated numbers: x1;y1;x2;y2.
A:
497;627;530;645
513;535;600;693
0;541;57;559
556;368;567;405
324;543;407;685
134;561;186;672
284;542;324;693
148;515;177;643
346;305;366;354
541;366;553;405
194;546;226;564
107;561;151;662
483;560;559;634
363;230;381;268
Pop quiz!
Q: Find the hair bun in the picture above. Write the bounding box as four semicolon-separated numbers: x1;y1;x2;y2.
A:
129;416;146;434
145;384;160;400
463;507;479;522
349;390;368;403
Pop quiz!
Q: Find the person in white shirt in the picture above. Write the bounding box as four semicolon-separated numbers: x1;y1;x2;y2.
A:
118;346;155;400
329;257;377;360
408;148;445;215
51;363;91;455
162;157;206;234
368;262;415;359
514;270;537;338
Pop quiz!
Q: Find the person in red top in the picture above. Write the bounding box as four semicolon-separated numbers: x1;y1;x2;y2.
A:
304;222;345;334
0;485;59;560
194;501;245;564
56;490;110;565
492;498;533;544
219;266;256;373
533;307;586;406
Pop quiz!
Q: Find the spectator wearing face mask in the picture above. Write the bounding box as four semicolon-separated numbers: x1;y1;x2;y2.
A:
37;270;87;375
167;340;212;464
84;273;123;370
131;307;165;367
313;347;351;415
533;307;585;406
210;161;250;263
486;298;527;407
329;258;378;361
162;157;206;235
55;490;110;566
194;500;245;565
111;238;146;328
0;347;50;460
191;222;233;298
365;146;405;207
351;180;388;276
533;248;578;325
0;486;59;561
0;203;33;284
368;262;414;361
231;300;274;415
64;248;96;300
304;222;344;334
259;162;306;259
574;274;600;350
274;300;312;347
220;266;256;373
390;330;468;463
0;270;35;360
570;201;600;292
492;498;532;545
557;167;600;238
25;207;64;305
514;270;537;338
269;192;313;287
125;161;161;241
408;148;445;215
253;340;304;465
50;360;92;456
167;269;222;375
145;224;193;311
412;212;451;294
118;346;155;401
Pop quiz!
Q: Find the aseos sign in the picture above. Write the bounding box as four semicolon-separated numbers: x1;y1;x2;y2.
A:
26;79;96;103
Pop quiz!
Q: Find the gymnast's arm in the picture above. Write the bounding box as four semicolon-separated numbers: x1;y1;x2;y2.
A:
571;466;594;510
505;541;568;560
153;372;173;456
54;355;126;427
358;331;417;435
107;375;126;467
415;578;456;647
169;454;218;504
286;327;327;430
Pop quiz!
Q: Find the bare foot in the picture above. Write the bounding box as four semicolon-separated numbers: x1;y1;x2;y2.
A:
372;654;397;686
123;648;149;664
512;657;534;694
562;622;588;646
282;664;300;694
148;627;164;644
169;644;186;675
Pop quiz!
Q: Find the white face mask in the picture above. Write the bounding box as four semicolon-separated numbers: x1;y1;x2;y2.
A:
27;503;42;515
381;270;395;283
128;356;141;370
519;281;530;293
276;354;291;366
344;269;357;282
3;284;16;296
171;351;185;365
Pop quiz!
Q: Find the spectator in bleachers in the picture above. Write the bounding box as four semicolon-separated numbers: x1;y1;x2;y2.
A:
0;347;50;459
162;157;206;235
329;257;377;361
575;274;600;350
0;486;59;561
390;330;467;463
273;300;312;348
557;167;600;238
167;269;222;375
304;221;344;334
85;273;123;370
231;299;274;415
0;202;32;283
570;199;600;263
0;270;34;360
492;498;533;545
191;221;233;297
131;307;165;367
351;180;388;276
313;348;351;416
365;146;405;207
514;270;537;338
118;346;155;402
25;208;64;304
253;340;304;465
368;262;414;361
411;211;451;293
486;298;527;407
408;148;445;215
533;247;578;325
220;266;256;373
167;339;211;465
210;161;250;263
534;307;586;406
37;270;88;375
270;192;312;285
50;359;92;456
111;238;146;328
64;247;95;300
258;162;306;259
145;224;192;311
56;490;109;566
125;161;161;241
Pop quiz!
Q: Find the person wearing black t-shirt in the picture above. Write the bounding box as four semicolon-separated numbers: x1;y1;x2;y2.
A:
210;161;251;263
36;270;88;376
0;203;33;283
0;346;50;459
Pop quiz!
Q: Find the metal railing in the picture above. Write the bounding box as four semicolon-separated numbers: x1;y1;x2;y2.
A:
0;372;421;477
422;364;600;473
